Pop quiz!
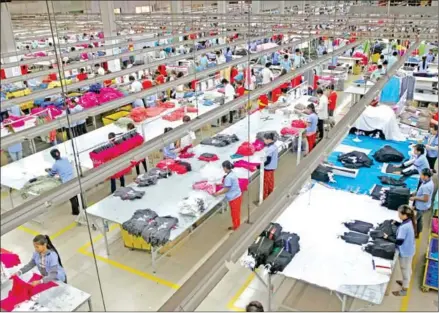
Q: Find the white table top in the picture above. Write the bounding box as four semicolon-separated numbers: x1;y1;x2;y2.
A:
86;110;296;243
414;76;438;83
1;270;90;312
344;85;370;96
338;56;363;61
322;69;346;76
272;183;398;305
0;97;219;191
414;92;438;103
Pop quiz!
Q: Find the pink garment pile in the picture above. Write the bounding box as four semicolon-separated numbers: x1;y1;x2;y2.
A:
291;120;307;129
280;127;299;136
79;92;100;109
236;142;255;156
31;106;63;118
252;140;265;152
98;88;124;104
0;248;20;268
215;178;249;192
233;160;259;172
432;217;438;235
192;180;216;195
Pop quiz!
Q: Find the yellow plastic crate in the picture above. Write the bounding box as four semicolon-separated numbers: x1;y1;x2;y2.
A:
119;105;132;111
6;88;31;99
20;100;34;110
47;79;72;89
102;110;131;126
120;227;152;251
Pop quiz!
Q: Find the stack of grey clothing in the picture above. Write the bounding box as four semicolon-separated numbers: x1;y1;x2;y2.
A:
21;176;62;199
256;131;279;142
148;168;172;179
141;216;179;246
135;174;158;187
113;187;145;200
200;134;239;147
122;209;158;236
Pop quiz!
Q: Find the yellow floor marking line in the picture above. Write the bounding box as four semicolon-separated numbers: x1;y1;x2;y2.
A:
77;224;180;290
227;272;255;312
78;249;180;290
399;233;423;311
1;191;9;199
18;226;40;236
50;222;78;240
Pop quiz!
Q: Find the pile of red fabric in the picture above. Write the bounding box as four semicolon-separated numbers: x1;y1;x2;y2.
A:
89;134;144;179
353;52;368;66
98;88;124;103
162;107;198;122
192;180;216;195
198;153;219;162
130;108;150;122
2;115;28;128
156;159;191;174
252;140;265;152
31;106;63;119
158;102;176;109
78;92;100;109
233;160;259;172
236;142;255;156
280;127;299;136
0;274;57;312
291;120;307;129
0;249;20;268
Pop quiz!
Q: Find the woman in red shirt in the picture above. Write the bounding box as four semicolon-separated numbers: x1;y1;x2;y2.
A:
327;85;337;127
235;81;245;97
155;71;165;85
230;67;238;84
76;68;88;82
431;103;438;127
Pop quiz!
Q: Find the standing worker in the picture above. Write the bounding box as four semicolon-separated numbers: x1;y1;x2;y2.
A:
305;103;319;151
6;105;24;161
418;56;429;73
46;149;79;215
327;85;338;128
315;88;329;141
262;133;278;199
14;234;67;284
425;125;438;171
108;133;126;193
127;123;147;176
410;168;434;238
213;161;242;230
386;205;416;297
222;78;236;124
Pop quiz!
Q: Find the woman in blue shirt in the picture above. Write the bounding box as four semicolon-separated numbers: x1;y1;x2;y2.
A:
305;103;318;152
385;205;415;296
280;54;292;74
426;125;438;171
214;161;242;230
262;133;278;200
16;234;67;284
410;168;435;238
162;127;180;159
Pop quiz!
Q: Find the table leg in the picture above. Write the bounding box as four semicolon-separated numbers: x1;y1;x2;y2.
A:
341;294;347;312
267;274;272;312
8;188;14;209
30;138;37;154
259;162;265;205
102;219;110;256
87;298;93;312
296;133;302;165
151;246;157;273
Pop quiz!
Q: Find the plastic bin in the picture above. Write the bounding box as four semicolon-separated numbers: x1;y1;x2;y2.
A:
120;226;152;251
428;237;438;261
20;100;34;111
422;259;438;292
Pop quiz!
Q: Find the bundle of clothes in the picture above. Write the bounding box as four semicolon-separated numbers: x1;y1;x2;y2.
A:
241;223;300;274
370;185;410;210
156;159;192;175
20;176;62;199
121;209;179;246
339;219;397;260
135;167;172;187
113;187;145;200
337;151;374;169
178;192;209;217
200;134;239;147
311;164;335;183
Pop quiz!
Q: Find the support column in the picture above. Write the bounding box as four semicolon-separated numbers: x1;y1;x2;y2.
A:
279;0;285;14
218;0;227;14
99;1;121;73
171;0;182;41
1;3;21;78
252;0;261;14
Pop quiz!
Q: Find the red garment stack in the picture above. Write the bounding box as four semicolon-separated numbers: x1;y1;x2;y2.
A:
0;249;20;268
89;134;144;179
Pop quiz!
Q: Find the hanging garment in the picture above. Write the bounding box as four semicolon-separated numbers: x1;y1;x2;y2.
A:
0;274;57;312
380;76;401;103
261;223;283;241
121;209;158;237
364;240;396;260
113;187;145;200
340;231;370;245
373;145;405;163
0;249;21;268
311;165;333;183
338;151;374;169
198;153;219;162
378;176;408;187
344;220;374;234
370;220;398;242
141;216;179;246
381;187;410;210
248;236;274;268
400;75;416;101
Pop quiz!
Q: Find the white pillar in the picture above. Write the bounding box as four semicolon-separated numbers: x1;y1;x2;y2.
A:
171;0;182;39
218;0;227;14
280;0;285;14
1;3;21;78
99;1;121;73
252;0;261;14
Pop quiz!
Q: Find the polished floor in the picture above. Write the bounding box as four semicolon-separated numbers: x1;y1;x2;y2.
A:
1;77;438;311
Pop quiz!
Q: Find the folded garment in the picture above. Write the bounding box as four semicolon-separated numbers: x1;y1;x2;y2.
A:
280;127;299;136
193;180;216;195
115;117;135;128
236;142;255;156
179;152;196;158
216;178;249;192
141;216;179;246
378;175;408;187
291;120;307;129
252;140;265;152
147;167;172;179
178;194;208;217
256;131;279;142
113;187;145;200
198;153;219;162
20;176;62;199
233;160;259;172
340;231;370;245
0;249;20;268
201;134;239;147
122;209;158;236
383;164;402;174
135;174;158;187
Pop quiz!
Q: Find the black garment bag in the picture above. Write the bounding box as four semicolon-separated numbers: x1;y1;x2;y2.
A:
373;145;405;163
248;236;274;268
344;220;374;234
340;231;370;245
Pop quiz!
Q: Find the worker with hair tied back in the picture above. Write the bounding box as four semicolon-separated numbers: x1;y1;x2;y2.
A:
213;161;242;230
14;234;67;284
261;132;279;199
246;301;264;312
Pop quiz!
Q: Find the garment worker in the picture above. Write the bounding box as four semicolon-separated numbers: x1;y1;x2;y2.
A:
260;63;274;85
410;168;434;238
14;234;67;285
385;205;416;296
46;149;79;215
315;88;329;141
280;54;292;74
327;84;338;128
213;161;242;230
6;105;24;161
246;301;264;312
425;49;435;63
222;78;236;124
94;64;105;76
292;48;306;69
76;68;88;82
394;144;430;177
387;51;398;68
370;64;384;82
262;132;278;199
69;98;87;136
418;56;429;73
127;123;147;176
305;103;318;152
108;133;126;194
426;125;438;171
162;127;180;159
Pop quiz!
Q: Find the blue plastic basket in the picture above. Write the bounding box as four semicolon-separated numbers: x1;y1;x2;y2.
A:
429;238;438;260
425;259;438;289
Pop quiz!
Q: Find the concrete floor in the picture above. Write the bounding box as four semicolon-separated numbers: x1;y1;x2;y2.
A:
1;76;438;311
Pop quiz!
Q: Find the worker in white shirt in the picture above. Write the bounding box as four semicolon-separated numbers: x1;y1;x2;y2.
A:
94;64;105;76
129;76;145;108
222;78;236;124
293;48;306;69
260;63;274;85
418;56;429;73
70;98;87;136
315;88;329;141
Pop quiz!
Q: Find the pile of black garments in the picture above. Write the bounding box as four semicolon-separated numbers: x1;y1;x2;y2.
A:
378;175;408;187
340;220;374;245
122;209;179;247
337;151;374;169
247;223;300;274
256;131;280;142
136;168;173;187
113;187;145;200
380;187;410;210
200;134;239;147
373;145;405;163
369;220;398;242
311;164;333;183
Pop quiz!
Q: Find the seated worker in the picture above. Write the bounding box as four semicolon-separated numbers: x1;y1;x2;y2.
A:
394;144;430;177
370;64;384;82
